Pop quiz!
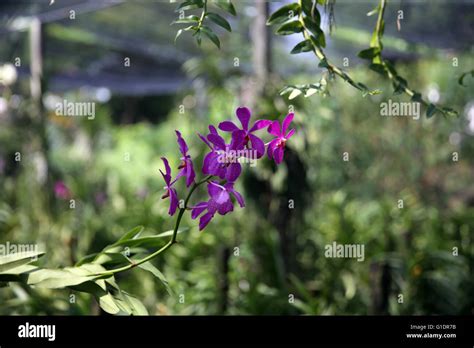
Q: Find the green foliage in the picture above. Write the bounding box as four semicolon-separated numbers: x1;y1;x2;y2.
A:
173;0;236;48
268;0;379;99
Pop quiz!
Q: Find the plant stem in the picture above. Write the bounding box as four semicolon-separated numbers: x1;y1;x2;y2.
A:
198;0;208;29
297;0;373;93
96;175;213;277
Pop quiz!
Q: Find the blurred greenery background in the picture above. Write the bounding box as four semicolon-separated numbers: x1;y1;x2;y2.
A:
0;0;473;315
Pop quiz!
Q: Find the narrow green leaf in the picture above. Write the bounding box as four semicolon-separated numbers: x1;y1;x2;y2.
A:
290;39;312;54
358;47;380;60
122;292;149;315
176;0;204;12
175;26;195;43
138;261;173;295
367;5;380;16
116;226;144;244
267;3;300;26
201;26;220;48
301;0;321;25
172;15;200;24
213;0;237;16
411;93;423;103
207;12;231;32
289;89;303;100
369;63;386;75
0;250;45;273
276;20;303;35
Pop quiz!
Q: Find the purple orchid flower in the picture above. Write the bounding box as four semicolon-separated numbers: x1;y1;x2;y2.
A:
174;130;195;187
191;181;245;231
267;113;295;165
159;157;179;216
218;107;271;158
199;127;246;182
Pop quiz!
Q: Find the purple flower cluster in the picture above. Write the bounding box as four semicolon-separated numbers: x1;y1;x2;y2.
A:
160;107;295;231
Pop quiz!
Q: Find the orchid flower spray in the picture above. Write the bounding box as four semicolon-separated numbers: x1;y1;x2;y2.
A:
160;107;295;231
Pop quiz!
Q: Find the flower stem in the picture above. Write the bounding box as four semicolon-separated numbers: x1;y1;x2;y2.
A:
96;175;213;277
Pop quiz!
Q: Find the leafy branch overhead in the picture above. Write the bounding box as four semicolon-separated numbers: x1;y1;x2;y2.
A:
358;0;457;118
267;0;381;100
173;0;236;49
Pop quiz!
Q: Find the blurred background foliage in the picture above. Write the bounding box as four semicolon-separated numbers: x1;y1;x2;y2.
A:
0;0;473;315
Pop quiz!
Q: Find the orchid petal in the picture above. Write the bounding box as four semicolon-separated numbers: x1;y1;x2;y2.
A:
209;125;218;135
207;134;226;150
286;128;296;139
168;188;179;216
249;119;272;133
236;107;251;130
249;134;265;158
225;162;242;182
217;199;234;215
266;139;279;160
185;159;195;187
198;133;213;149
199;211;214;231
218;121;239;132
268;120;281;136
191;202;208;219
282;113;294;135
175;130;188;155
274;146;284;164
230;130;246;150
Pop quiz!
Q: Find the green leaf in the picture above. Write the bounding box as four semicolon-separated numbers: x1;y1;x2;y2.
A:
201;26;221;48
369;63;386;75
172;15;200;24
27;269;93;289
70;280;108;297
0;250;45;273
122;292;148;315
104;228;187;250
289;89;303;100
426;103;437;118
318;58;329;68
290;40;312;54
308;32;325;49
358;47;380;60
276;20;303;35
206;12;231;32
213;0;237;16
301;0;321;25
267;3;300;26
116;226;144;244
302;16;321;37
92;252;129;266
0;264;38;275
155;227;188;238
27;264;107;289
367;4;380;16
176;0;204;12
411;93;423;103
99;293;121;314
279;85;295;96
138;261;173;295
305;88;319;97
175;25;195;43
